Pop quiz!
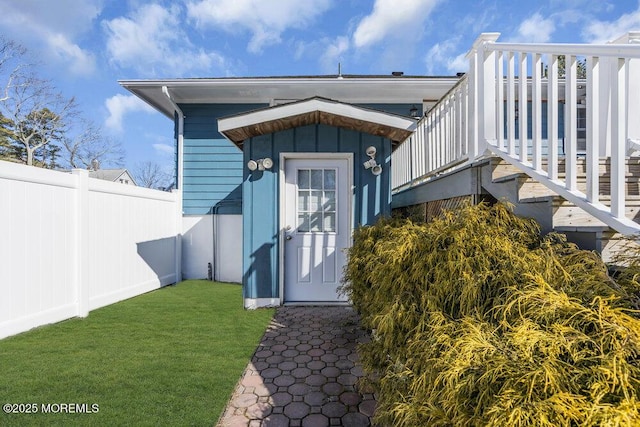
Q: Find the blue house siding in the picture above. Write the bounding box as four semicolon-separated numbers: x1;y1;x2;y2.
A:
362;103;422;118
180;103;267;214
242;123;392;300
502;101;568;155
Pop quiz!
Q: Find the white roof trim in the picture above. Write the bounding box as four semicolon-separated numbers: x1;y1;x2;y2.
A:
120;76;460;118
218;97;417;136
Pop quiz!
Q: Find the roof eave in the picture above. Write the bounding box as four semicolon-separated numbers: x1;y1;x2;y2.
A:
119;76;461;120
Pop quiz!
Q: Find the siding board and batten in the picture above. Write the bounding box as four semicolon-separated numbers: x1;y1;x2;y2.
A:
242;123;392;302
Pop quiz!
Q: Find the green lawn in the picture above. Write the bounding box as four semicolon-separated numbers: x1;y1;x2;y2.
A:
0;280;274;427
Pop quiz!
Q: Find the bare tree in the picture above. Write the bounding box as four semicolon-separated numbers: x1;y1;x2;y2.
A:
0;37;27;103
0;37;78;166
132;161;173;189
58;119;125;169
0;77;77;166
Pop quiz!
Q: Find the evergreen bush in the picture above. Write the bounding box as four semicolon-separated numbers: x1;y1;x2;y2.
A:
342;202;640;426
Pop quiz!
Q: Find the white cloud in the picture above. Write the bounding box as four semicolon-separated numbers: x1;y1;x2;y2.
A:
186;0;333;53
353;0;441;49
514;13;556;43
153;143;174;157
0;0;99;75
104;94;155;133
103;3;228;76
425;38;467;75
583;6;640;43
320;36;351;72
48;34;96;76
447;53;468;74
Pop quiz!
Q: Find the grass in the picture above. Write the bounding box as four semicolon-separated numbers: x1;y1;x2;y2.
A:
0;280;274;427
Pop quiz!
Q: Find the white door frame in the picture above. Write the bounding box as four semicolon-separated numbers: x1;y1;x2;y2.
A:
278;152;353;304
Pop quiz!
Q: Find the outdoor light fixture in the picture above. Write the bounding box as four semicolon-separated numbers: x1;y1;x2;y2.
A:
247;158;273;171
363;146;382;176
410;105;419;118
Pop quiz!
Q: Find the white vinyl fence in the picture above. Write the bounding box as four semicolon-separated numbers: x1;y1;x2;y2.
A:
0;161;181;339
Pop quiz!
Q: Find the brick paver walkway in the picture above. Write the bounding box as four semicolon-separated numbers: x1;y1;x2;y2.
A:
217;306;376;427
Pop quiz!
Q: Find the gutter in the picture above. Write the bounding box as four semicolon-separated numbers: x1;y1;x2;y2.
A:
162;86;184;191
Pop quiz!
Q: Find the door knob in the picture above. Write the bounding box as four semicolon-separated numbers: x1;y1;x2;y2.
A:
285;235;292;240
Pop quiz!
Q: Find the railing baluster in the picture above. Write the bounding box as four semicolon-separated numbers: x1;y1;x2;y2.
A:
532;53;542;171
453;91;462;158
414;119;421;179
507;52;516;156
496;51;505;150
586;56;600;203
565;55;578;191
446;98;455;163
422;118;428;178
519;52;528;163
462;82;468;156
548;54;559;181
444;101;449;166
611;57;626;218
436;104;442;169
426;114;432;173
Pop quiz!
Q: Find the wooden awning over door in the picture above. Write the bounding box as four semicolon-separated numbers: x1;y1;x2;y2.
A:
218;97;417;149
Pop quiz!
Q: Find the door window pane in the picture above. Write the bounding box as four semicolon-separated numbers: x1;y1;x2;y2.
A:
298;170;310;189
323;213;335;232
310;169;323;189
310;213;323;232
310;191;322;211
324;170;336;189
298;190;309;211
297;213;309;232
323;191;336;211
296;168;338;233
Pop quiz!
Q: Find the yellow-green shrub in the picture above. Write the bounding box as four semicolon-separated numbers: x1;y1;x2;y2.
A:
341;202;640;426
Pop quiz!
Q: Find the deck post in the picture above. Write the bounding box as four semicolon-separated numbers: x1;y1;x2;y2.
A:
626;32;640;149
467;33;500;160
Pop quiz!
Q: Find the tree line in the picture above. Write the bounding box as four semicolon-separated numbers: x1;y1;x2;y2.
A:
0;37;124;169
0;37;172;189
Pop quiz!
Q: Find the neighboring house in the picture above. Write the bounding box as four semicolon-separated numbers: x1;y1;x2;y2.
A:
121;31;640;308
89;169;137;186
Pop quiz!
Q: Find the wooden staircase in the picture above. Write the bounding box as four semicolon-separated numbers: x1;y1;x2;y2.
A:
481;157;640;262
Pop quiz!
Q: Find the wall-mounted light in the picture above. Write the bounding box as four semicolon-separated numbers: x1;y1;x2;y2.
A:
363;146;382;176
409;105;419;118
247;158;273;171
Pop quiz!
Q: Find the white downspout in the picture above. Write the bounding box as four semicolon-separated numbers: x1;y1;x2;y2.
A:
162;86;184;190
162;86;184;283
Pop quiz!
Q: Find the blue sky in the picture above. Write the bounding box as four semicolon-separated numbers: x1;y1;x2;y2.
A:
1;0;639;174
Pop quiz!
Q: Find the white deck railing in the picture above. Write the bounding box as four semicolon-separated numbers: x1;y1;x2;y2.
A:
392;76;470;190
392;32;640;235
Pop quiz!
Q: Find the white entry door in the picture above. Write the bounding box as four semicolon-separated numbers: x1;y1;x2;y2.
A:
283;157;351;303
